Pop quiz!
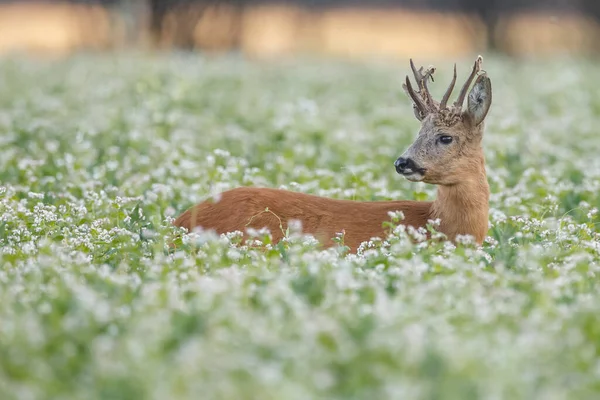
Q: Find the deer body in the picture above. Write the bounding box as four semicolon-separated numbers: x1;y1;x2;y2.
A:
173;56;493;252
174;187;432;251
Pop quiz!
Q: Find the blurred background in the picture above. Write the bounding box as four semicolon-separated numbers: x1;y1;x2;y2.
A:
0;0;598;59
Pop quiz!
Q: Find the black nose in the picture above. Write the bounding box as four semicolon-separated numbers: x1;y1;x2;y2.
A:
395;157;416;174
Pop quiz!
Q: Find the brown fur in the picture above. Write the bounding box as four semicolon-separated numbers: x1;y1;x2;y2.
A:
174;187;433;251
172;57;492;252
431;155;489;244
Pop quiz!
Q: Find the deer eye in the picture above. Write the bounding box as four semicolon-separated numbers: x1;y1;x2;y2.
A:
439;135;453;145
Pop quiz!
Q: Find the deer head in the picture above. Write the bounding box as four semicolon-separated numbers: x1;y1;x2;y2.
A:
395;56;492;185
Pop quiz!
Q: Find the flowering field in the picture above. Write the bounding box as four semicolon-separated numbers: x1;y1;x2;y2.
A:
1;53;600;399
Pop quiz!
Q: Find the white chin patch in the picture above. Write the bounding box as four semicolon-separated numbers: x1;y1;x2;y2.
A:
404;172;424;182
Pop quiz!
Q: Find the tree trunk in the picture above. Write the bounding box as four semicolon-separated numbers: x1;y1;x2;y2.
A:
148;0;170;46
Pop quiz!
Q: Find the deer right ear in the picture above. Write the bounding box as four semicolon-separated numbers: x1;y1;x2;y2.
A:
465;74;492;126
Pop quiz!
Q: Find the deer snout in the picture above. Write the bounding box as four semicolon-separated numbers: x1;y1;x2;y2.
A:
395;156;426;181
395;157;417;175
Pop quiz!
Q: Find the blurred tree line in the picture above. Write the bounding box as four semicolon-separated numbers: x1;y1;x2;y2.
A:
139;0;600;51
7;0;600;52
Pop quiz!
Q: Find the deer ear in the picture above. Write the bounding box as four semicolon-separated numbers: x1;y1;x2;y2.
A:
465;74;492;126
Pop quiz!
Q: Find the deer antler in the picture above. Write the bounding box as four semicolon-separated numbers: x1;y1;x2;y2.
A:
440;64;457;110
404;76;427;117
453;55;483;110
403;59;437;117
404;56;483;116
410;59;436;102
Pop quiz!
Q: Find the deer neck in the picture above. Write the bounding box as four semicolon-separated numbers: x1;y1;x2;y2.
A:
430;156;490;244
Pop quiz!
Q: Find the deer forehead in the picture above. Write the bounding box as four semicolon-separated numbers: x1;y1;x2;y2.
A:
419;113;464;134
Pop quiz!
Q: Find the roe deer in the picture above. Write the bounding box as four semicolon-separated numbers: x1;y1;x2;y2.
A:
173;56;492;252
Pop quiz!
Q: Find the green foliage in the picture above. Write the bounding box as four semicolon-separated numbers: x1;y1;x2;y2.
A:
0;54;599;399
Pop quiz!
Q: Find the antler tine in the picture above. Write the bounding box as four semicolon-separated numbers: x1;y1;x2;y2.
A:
453;55;483;110
409;59;420;83
403;76;427;115
409;59;435;100
440;63;457;110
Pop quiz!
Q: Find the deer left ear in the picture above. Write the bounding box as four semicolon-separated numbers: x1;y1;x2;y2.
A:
465;74;492;126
